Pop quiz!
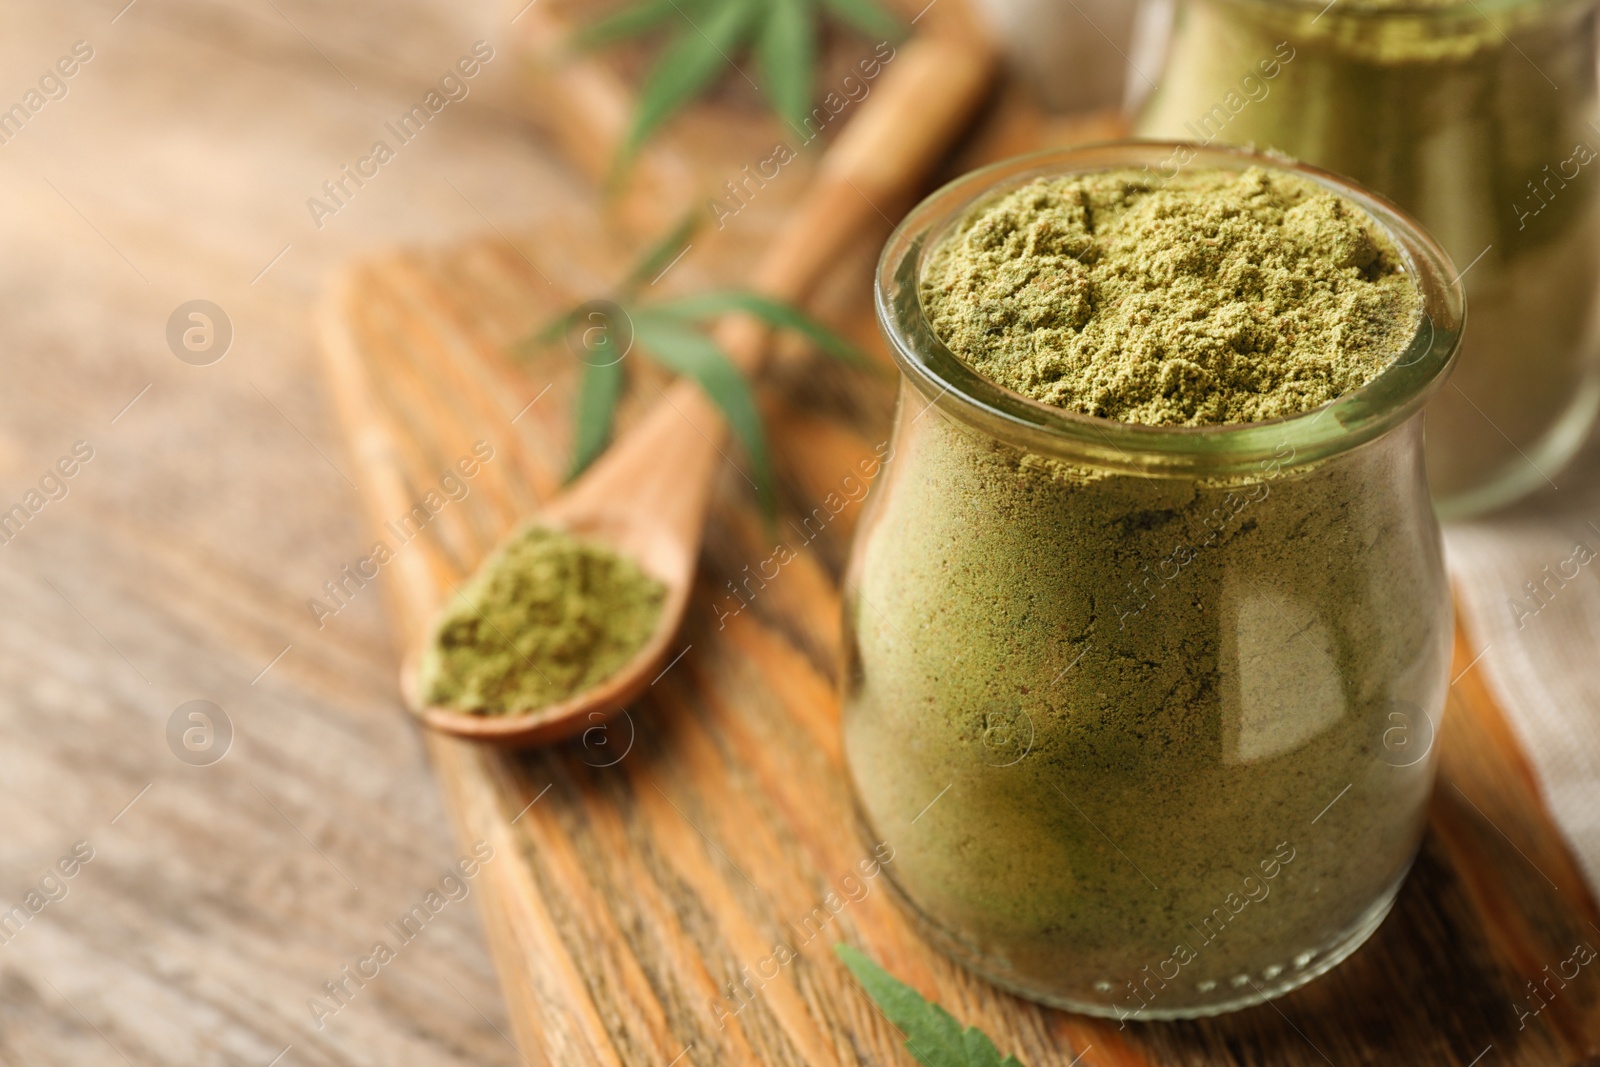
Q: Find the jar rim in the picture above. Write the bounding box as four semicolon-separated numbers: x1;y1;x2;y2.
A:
874;141;1466;477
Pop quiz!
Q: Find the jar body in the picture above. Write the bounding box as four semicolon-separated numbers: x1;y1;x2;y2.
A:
841;380;1452;1017
1136;0;1600;516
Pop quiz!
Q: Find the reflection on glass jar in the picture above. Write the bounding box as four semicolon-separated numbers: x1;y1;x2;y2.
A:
843;145;1462;1018
1135;0;1600;517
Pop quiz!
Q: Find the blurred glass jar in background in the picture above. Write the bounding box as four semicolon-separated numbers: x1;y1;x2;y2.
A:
1136;0;1600;517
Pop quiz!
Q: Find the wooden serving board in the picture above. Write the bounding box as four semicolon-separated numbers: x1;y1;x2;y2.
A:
312;12;1600;1049
313;98;1600;1067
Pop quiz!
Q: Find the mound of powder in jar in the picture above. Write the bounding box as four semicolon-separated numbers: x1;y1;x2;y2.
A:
921;166;1421;425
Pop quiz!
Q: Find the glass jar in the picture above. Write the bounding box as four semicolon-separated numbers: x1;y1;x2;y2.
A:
1135;0;1600;517
842;144;1463;1018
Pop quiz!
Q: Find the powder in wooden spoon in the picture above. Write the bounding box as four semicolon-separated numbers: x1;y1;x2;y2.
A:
418;524;666;716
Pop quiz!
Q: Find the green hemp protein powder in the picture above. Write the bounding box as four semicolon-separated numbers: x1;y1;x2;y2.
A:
418;524;665;716
921;168;1421;422
843;163;1453;1019
1136;0;1600;514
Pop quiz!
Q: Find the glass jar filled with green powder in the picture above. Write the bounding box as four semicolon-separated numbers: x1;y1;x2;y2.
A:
1135;0;1600;517
843;144;1463;1018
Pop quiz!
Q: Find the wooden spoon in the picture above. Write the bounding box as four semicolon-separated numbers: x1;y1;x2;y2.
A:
402;32;995;745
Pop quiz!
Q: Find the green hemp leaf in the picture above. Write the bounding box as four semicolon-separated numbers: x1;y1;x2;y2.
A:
522;218;871;516
574;0;905;168
835;944;1030;1067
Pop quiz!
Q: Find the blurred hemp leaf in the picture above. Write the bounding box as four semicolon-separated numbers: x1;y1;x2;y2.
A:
834;944;1030;1067
573;0;905;169
521;218;873;516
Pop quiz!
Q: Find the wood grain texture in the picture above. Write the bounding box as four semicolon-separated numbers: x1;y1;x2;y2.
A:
317;203;1600;1067
0;0;627;1063
1;0;1587;1060
314;2;1600;1064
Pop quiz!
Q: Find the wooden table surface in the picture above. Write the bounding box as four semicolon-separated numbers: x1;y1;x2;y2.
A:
0;1;574;1063
10;1;1600;1066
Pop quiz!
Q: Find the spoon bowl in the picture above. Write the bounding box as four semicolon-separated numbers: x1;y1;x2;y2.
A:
399;374;719;747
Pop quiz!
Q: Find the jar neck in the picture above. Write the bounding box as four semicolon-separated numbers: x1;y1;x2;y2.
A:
876;144;1464;479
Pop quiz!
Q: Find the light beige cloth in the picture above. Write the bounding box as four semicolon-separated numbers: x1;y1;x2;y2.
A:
1445;437;1600;896
975;0;1600;897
